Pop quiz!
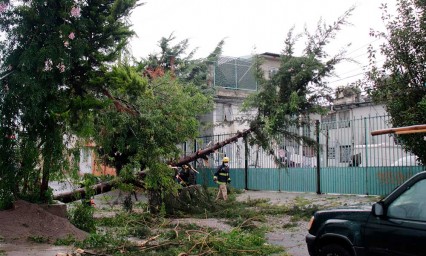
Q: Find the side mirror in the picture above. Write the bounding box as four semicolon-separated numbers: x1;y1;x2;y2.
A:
372;202;384;217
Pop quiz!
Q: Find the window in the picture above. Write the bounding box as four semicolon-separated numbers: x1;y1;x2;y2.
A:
268;68;278;79
303;125;311;138
338;110;351;128
222;104;233;121
328;147;336;159
303;146;315;157
388;179;426;221
339;145;351;163
321;113;337;130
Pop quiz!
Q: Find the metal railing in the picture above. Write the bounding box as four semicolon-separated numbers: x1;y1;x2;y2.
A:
180;115;425;196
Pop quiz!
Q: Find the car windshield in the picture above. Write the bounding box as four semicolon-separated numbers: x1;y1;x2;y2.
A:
387;179;426;221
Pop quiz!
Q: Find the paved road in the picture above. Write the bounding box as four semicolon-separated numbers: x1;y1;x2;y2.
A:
237;190;379;256
1;188;377;256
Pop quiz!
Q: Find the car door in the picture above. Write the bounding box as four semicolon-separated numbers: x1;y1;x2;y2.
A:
364;178;426;256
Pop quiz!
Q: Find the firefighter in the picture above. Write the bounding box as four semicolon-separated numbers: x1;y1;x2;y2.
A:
177;164;191;186
213;156;231;201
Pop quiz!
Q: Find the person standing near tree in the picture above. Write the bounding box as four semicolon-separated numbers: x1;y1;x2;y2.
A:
177;164;191;187
213;156;231;201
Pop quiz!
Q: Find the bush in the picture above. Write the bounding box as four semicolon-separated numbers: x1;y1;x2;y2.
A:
68;202;96;233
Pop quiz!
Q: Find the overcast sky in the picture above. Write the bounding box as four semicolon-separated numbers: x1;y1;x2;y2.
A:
129;0;398;87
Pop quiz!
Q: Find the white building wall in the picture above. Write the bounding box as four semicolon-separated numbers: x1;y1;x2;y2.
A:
79;147;92;175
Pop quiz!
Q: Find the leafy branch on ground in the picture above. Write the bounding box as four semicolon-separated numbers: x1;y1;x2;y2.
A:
65;188;335;255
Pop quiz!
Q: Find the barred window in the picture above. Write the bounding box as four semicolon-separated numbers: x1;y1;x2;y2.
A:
340;145;351;163
328;147;336;159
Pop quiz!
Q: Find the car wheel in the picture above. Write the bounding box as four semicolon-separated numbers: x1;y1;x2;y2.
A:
319;244;352;256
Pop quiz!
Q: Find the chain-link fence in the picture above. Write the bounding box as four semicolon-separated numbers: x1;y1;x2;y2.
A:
213;56;257;91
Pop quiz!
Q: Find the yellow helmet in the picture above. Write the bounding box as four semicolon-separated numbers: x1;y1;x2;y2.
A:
223;157;229;163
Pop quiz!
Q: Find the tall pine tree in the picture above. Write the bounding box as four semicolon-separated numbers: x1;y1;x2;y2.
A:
244;8;354;158
0;0;139;207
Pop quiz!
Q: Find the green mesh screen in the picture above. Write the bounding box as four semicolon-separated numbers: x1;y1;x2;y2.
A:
214;56;257;91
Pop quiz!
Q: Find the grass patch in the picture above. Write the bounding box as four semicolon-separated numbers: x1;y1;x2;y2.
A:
286;205;319;221
282;222;298;229
225;216;265;231
28;235;49;243
54;235;77;246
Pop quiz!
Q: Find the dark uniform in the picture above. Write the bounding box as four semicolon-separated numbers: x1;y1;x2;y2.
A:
214;157;231;200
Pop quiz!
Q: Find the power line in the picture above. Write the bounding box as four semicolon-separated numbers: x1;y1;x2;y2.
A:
328;72;365;84
342;38;382;58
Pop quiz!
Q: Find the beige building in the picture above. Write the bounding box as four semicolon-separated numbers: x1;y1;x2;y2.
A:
201;52;281;136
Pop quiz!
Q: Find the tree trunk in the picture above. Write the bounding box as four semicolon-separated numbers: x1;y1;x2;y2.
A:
172;128;252;166
53;129;253;203
40;168;50;202
54;182;114;203
147;189;162;214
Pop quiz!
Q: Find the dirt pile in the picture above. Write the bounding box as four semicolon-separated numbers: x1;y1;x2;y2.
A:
0;200;87;243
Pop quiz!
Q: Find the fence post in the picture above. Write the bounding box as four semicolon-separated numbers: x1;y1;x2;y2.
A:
244;135;248;190
364;117;369;195
193;139;197;169
235;58;238;89
316;120;321;194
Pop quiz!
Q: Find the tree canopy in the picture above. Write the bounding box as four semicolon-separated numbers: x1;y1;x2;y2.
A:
244;8;354;155
367;0;426;164
0;0;142;207
0;0;220;209
0;0;356;210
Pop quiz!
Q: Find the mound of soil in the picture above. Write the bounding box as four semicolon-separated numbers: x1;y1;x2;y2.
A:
0;200;87;243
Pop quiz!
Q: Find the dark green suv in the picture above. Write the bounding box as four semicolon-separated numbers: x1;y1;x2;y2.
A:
306;171;426;256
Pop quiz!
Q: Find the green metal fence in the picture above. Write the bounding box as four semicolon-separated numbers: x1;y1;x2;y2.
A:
185;115;425;196
196;166;424;196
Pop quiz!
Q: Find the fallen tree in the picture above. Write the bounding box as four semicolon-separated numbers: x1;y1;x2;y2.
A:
53;129;252;203
171;128;252;166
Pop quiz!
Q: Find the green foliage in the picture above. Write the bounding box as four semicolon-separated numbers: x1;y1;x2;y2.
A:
164;185;216;216
137;34;223;93
367;0;426;164
28;235;49;243
0;193;13;210
68;203;96;233
210;229;281;256
80;192;335;255
225;216;264;231
0;0;140;205
129;226;152;239
96;211;154;236
287;205;319;222
93;62;213;212
76;233;121;250
54;235;77;246
123;194;133;212
244;8;354;156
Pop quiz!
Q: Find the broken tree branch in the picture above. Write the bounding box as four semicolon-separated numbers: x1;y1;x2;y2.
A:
172;128;252;167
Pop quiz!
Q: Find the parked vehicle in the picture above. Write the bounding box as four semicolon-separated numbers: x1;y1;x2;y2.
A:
306;171;426;256
391;155;419;166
